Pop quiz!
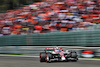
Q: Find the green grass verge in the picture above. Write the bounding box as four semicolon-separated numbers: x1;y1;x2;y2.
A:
0;53;39;56
79;57;100;59
0;53;23;55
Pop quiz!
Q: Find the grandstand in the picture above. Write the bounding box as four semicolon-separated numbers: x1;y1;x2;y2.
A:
0;0;100;46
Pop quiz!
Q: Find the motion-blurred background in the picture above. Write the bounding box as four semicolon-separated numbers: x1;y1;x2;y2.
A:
0;0;100;58
0;0;41;13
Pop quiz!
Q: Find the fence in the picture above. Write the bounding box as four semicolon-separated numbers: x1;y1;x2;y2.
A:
0;29;100;46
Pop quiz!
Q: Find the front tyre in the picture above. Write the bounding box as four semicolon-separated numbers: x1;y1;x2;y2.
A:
46;53;52;63
40;52;46;62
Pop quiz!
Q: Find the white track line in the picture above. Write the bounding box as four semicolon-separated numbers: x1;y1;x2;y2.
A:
79;58;100;61
0;55;100;61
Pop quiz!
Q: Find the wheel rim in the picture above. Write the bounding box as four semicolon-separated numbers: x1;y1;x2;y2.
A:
46;54;48;62
46;54;51;63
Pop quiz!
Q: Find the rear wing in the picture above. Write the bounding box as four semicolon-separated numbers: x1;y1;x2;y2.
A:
45;48;54;51
45;48;63;51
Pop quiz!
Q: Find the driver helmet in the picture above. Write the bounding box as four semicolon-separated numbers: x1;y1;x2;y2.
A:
55;49;59;53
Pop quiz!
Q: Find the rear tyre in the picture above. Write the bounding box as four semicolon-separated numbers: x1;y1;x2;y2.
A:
72;58;78;62
70;52;78;62
40;52;46;62
71;52;77;58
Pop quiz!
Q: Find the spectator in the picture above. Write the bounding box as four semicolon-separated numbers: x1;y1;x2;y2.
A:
0;0;100;36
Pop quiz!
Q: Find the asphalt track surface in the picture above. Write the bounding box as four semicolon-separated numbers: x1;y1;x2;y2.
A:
0;56;100;67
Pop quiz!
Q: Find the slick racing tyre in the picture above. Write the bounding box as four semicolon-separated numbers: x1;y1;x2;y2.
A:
40;52;46;62
70;52;77;58
71;58;78;62
70;52;78;62
46;53;52;63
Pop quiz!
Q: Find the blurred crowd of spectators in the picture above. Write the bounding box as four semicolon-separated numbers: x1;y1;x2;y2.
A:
0;0;100;36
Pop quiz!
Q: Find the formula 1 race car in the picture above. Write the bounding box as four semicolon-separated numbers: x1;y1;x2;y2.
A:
40;47;78;63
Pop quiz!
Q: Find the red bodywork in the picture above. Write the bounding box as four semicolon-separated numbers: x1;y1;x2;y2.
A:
45;48;65;58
